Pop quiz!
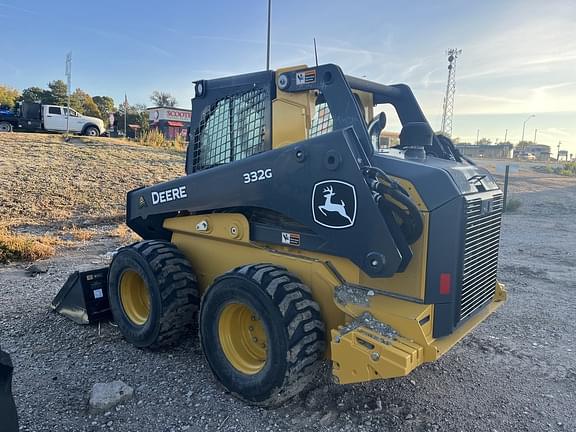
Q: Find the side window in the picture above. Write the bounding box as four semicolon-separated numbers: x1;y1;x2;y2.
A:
309;102;333;138
48;106;61;115
193;89;266;171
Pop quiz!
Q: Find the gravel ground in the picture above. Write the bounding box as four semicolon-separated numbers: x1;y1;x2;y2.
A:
1;159;575;432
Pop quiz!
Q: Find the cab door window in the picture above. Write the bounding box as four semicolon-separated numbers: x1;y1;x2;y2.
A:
193;89;267;171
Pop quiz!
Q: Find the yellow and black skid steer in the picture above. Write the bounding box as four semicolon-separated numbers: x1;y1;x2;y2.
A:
53;63;507;406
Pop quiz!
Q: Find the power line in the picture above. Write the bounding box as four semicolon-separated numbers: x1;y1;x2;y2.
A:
440;48;462;137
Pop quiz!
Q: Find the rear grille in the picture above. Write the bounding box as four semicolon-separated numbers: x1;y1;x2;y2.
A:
459;193;503;320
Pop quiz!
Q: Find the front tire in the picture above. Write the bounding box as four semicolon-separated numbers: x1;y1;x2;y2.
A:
0;122;13;133
84;126;99;136
200;264;325;406
108;240;199;349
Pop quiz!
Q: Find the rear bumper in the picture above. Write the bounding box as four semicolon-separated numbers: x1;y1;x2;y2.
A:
331;282;507;385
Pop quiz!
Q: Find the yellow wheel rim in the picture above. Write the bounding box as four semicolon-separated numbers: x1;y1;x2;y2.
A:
218;303;268;375
119;270;151;326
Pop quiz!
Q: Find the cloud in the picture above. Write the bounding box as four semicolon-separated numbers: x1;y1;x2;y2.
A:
0;2;37;15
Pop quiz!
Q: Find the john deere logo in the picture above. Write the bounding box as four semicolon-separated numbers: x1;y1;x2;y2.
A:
138;196;147;208
312;180;357;229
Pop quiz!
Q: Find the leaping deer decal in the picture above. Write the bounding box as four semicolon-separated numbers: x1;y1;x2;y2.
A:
318;185;353;224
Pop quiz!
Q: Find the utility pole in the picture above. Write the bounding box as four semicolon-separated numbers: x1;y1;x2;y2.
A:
440;48;462;137
533;128;537;144
557;141;561;160
504;129;508;142
266;0;271;70
65;52;72;139
476;128;480;144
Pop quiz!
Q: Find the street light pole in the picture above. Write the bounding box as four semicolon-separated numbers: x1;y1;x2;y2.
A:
521;114;535;143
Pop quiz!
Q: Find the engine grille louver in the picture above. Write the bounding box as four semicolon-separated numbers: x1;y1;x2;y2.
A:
458;193;503;321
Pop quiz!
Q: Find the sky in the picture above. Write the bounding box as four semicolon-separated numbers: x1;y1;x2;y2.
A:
1;0;575;154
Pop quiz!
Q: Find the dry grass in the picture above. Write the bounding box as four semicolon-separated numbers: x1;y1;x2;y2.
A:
0;132;185;261
0;132;185;228
0;226;59;263
139;129;187;151
110;224;141;244
68;225;96;241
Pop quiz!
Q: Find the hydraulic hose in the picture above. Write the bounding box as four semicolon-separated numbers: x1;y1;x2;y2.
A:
363;166;424;245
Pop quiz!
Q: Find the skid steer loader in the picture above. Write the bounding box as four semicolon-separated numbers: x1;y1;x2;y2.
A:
57;64;507;406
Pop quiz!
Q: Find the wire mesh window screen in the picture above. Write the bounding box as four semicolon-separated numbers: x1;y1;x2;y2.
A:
193;89;267;171
309;102;333;138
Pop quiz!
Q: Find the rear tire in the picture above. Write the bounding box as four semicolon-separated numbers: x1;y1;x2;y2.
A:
200;264;325;406
0;122;13;133
84;126;99;136
108;240;199;349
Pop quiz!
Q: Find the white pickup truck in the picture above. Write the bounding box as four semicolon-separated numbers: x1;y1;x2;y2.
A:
0;102;105;136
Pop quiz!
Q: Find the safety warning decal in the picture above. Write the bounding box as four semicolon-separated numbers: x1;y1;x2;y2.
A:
295;69;316;85
281;232;301;246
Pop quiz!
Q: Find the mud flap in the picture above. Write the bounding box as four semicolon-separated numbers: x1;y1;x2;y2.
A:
51;268;112;325
0;348;18;432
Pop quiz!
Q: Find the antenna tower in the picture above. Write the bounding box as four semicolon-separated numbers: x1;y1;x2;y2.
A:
440;48;461;137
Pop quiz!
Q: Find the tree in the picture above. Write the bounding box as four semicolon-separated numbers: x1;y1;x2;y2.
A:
45;80;68;105
0;85;20;108
150;91;177;107
132;103;150;132
115;103;149;136
21;86;47;103
477;138;492;145
92;96;115;120
70;88;102;117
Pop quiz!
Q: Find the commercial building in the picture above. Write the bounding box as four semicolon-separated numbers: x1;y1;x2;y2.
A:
378;131;400;149
514;144;551;161
147;107;191;140
455;143;514;159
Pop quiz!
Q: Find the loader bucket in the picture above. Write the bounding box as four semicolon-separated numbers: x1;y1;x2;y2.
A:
51;268;112;325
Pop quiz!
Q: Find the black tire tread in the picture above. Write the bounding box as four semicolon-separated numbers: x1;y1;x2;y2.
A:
221;263;325;405
123;240;199;349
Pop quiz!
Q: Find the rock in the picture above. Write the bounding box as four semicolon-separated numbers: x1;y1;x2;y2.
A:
26;263;48;276
89;381;134;413
405;413;414;420
319;411;338;427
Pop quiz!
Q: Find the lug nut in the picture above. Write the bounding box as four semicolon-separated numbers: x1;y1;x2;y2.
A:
334;335;341;343
371;352;380;361
252;337;258;342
